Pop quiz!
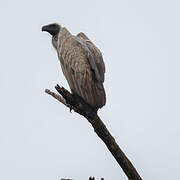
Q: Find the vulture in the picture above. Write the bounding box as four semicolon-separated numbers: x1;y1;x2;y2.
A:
42;23;106;111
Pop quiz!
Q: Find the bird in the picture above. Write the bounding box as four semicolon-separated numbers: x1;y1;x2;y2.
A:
42;23;106;112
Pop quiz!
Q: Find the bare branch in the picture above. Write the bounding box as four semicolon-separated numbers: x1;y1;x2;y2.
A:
45;89;68;107
45;85;142;180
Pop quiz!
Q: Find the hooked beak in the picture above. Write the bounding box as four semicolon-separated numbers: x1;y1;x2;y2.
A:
42;23;61;36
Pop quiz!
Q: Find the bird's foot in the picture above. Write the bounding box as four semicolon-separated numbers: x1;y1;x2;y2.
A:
69;105;73;113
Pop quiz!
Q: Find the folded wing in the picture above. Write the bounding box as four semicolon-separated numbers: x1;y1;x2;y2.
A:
58;29;106;109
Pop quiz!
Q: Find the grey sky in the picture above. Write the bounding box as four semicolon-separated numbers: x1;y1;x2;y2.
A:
0;0;180;179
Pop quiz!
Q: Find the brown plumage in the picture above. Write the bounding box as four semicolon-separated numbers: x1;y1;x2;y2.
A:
42;23;106;110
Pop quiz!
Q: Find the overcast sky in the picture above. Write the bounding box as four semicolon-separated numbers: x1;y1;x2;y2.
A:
0;0;180;179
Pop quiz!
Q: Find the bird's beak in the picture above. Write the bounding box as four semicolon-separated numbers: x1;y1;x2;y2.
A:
42;25;49;32
42;23;60;36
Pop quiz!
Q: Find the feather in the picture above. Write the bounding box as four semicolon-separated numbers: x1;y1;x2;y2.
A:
56;28;106;109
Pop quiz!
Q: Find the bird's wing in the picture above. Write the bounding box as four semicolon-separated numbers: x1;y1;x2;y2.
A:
58;30;106;109
76;32;105;83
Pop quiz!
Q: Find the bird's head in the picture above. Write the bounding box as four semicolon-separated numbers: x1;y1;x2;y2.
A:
42;23;61;49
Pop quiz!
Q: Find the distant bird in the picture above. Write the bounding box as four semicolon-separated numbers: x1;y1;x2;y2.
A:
42;23;106;111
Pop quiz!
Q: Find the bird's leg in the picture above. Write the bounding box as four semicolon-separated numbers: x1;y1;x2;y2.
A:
55;85;97;119
69;104;73;113
68;92;76;112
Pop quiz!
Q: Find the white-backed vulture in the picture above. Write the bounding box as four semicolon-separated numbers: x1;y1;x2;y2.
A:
42;23;106;111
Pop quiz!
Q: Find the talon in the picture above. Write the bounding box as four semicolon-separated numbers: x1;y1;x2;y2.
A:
69;105;73;113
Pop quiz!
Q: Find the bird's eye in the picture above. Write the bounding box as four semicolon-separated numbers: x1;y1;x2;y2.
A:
54;35;58;41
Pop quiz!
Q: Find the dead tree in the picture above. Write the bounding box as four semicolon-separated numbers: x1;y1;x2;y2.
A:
45;85;142;180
